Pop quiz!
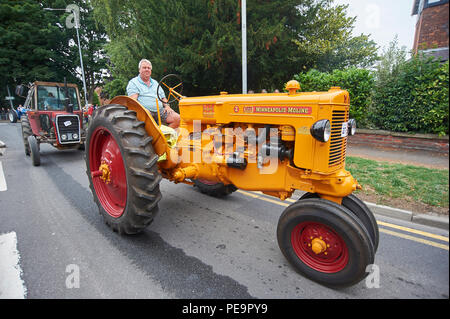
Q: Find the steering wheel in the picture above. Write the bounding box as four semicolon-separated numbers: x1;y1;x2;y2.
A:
157;74;184;105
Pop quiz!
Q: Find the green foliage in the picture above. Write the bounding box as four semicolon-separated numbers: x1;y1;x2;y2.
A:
92;90;100;106
0;0;63;102
294;68;375;126
102;78;127;99
293;37;449;136
370;39;449;135
91;0;378;97
0;0;107;104
292;4;378;72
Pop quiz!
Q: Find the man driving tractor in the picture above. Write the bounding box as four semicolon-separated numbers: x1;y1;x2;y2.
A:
126;59;180;129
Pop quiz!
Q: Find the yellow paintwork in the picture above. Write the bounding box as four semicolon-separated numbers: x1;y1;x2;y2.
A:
99;162;111;184
285;80;301;95
110;84;357;204
310;237;327;255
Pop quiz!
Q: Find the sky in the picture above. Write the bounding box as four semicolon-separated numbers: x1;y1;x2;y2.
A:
334;0;418;54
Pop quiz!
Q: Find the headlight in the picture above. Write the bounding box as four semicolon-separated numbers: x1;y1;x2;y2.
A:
61;134;67;140
348;119;356;136
310;119;331;142
73;133;78;139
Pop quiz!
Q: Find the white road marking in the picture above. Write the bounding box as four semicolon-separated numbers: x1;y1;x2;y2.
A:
0;232;27;299
0;161;6;191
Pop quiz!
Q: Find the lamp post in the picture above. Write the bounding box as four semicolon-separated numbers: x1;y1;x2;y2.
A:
241;0;247;94
44;7;89;107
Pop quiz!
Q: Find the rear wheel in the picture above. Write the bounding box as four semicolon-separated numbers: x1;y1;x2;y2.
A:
21;116;32;156
28;135;40;166
193;179;237;197
8;110;18;123
300;192;379;252
277;198;374;288
86;104;162;234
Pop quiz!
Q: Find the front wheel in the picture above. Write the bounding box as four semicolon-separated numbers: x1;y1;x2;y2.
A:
21;116;32;156
86;104;162;234
299;192;379;252
28;135;40;166
277;198;375;288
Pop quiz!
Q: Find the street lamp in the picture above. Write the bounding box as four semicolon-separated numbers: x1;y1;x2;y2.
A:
241;0;247;94
44;7;89;107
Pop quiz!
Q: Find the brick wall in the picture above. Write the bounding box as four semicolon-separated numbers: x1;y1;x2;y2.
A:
348;129;449;154
413;3;449;52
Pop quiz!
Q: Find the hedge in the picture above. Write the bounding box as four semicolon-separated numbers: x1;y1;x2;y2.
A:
370;56;449;136
294;68;375;127
293;57;449;135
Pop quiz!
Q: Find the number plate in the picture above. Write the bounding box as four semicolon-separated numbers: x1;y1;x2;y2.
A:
340;122;349;137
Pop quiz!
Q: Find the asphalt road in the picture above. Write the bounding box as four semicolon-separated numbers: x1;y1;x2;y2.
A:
0;122;448;300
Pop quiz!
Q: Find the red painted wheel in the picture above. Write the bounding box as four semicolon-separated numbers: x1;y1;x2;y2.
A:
277;198;374;288
291;222;349;273
85;104;162;234
89;126;127;218
299;192;379;252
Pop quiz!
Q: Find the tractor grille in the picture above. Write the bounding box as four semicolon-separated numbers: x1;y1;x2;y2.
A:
55;115;81;144
328;109;349;167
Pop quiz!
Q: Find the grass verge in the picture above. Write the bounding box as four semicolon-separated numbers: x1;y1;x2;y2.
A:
346;156;449;212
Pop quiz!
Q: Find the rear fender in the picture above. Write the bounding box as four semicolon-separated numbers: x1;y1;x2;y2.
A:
109;96;169;157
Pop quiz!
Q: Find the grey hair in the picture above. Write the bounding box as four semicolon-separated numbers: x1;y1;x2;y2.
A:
138;59;152;70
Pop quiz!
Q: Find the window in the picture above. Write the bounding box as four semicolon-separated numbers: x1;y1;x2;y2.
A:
37;86;80;111
417;0;448;19
426;0;448;7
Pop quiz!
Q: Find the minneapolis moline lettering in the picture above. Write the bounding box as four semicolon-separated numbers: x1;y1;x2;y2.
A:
252;106;311;114
288;107;310;114
254;106;286;113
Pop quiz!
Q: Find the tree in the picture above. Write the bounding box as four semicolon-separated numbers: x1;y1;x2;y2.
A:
0;0;107;105
0;0;61;103
292;3;378;72
92;0;378;97
41;0;109;104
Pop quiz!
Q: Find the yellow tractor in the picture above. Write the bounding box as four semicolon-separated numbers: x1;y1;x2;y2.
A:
85;75;378;288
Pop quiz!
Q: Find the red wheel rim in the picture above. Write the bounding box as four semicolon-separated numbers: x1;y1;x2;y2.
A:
89;126;127;218
291;221;349;273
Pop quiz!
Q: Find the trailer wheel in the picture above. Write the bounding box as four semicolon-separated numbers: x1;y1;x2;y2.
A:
277;198;374;288
86;104;162;235
28;135;40;166
300;192;379;252
193;179;237;197
21;116;32;156
8;110;18;123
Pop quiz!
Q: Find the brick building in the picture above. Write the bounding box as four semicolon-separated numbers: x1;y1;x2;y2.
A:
412;0;449;61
